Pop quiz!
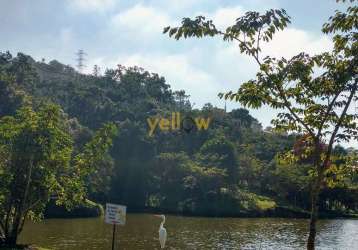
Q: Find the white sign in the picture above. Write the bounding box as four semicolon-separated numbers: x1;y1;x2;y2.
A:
105;203;126;225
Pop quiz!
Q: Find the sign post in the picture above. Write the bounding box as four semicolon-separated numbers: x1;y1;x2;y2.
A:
105;203;126;250
111;224;116;250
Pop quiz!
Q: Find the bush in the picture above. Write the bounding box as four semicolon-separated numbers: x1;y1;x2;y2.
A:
44;199;103;218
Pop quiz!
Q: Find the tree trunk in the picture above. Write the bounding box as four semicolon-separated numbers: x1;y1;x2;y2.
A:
307;142;325;250
3;231;18;247
307;186;320;250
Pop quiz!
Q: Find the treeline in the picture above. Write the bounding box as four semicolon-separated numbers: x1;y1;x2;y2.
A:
1;51;357;217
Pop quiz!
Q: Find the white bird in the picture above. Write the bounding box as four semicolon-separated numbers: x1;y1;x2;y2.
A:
154;214;167;249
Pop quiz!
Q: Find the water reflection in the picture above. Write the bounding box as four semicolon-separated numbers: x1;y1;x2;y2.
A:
19;214;358;249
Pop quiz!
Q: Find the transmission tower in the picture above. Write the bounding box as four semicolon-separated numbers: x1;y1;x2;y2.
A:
76;49;87;73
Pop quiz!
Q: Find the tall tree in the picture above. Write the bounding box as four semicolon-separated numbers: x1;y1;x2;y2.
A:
164;0;357;249
0;105;117;246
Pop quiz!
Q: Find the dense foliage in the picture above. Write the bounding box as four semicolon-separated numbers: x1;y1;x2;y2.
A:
0;50;356;224
0;53;118;246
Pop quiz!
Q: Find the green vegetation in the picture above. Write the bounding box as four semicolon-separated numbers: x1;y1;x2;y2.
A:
164;0;357;249
0;51;356;220
44;199;103;218
0;53;117;247
0;2;357;248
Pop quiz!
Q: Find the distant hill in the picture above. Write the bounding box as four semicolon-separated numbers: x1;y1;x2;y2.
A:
1;51;356;217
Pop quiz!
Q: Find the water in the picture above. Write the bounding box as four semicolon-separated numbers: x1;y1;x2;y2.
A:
19;214;358;249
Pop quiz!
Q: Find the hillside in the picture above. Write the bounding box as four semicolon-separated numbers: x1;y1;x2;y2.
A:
1;51;357;217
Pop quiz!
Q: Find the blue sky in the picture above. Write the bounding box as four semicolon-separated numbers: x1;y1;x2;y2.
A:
1;0;356;147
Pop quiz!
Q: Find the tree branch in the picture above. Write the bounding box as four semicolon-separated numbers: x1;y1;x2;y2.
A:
217;31;316;137
317;90;342;138
322;80;358;169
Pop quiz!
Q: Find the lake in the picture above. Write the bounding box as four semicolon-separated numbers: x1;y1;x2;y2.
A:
19;214;358;249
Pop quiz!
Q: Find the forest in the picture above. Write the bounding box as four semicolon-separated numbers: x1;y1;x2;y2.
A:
1;51;357;219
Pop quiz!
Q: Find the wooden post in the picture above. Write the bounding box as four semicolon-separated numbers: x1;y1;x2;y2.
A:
111;224;116;250
106;203;126;249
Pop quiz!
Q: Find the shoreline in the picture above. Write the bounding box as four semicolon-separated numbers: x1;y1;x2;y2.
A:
44;206;358;220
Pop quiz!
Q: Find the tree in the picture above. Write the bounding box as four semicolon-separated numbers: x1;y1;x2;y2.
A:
196;134;238;184
93;65;101;77
0;105;117;246
152;152;193;210
0;52;32;116
74;122;118;202
164;1;357;249
173;90;191;110
151;152;228;214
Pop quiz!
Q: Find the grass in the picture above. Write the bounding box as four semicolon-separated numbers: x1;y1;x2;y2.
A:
256;199;277;211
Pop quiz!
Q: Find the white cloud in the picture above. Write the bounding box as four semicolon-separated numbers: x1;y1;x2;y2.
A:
211;6;245;30
68;0;116;12
111;4;173;37
215;27;332;77
195;6;244;31
261;28;333;58
197;6;332;59
201;7;333;59
240;0;279;11
155;0;205;12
